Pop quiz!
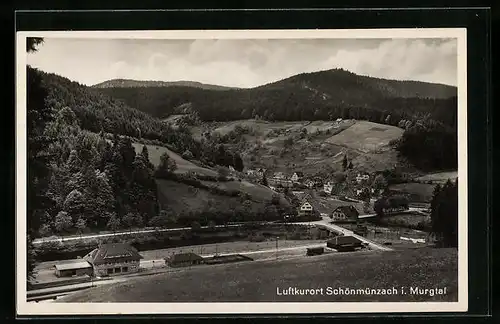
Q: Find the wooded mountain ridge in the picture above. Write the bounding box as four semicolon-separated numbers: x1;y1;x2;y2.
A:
92;79;238;91
92;68;457;127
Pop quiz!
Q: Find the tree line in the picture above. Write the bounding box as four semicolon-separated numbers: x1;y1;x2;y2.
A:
430;180;458;248
36;68;244;170
95;69;457;129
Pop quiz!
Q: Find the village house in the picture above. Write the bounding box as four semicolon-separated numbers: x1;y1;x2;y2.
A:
304;179;315;189
291;172;304;183
256;168;267;177
331;205;359;223
165;252;204;268
273;171;286;180
54;260;93;278
245;169;256;177
356;173;370;183
298;201;314;216
83;243;143;277
323;182;334;195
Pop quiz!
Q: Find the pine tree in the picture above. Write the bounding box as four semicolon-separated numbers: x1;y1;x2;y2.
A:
342;154;348;171
260;174;268;186
122;212;136;233
75;217;87;237
141;145;154;170
54;211;73;235
38;223;52;238
94;171;116;228
107;213;121;233
63;189;85;220
430;181;458;247
157;152;177;174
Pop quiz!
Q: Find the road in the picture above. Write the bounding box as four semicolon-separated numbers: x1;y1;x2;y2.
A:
33;223;251;245
291;217;393;251
358;207;429;219
139;242;328;269
33;208;428;245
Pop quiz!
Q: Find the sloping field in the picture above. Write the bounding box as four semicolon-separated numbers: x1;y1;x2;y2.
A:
156;179;265;214
389;183;437;203
416;171;458;183
200;180;288;205
131;143;217;177
61;247;457;302
325;121;404;153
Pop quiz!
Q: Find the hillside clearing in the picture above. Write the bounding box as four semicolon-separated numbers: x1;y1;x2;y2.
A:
199;180;288;204
61;247;457;302
415;171;458;183
325;121;404;153
131;142;217;177
156;179;279;214
389;183;436;203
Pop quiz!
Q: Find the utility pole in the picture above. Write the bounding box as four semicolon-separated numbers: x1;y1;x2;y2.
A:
276;236;279;260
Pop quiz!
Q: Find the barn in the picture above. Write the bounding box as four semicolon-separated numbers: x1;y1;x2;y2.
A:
327;236;364;252
165;252;204;268
54;260;93;278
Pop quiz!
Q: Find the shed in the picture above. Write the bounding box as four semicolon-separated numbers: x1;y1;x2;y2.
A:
327;236;363;252
165;252;204;268
306;247;325;256
54;260;93;278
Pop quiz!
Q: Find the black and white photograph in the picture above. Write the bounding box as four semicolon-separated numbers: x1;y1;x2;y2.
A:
17;29;467;315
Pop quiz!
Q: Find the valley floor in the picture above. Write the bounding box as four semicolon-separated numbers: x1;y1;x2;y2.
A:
58;246;458;303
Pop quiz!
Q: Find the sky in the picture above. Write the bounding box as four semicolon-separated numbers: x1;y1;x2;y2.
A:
27;37;458;88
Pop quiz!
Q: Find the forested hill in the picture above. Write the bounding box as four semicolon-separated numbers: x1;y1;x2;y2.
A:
34;68;244;169
94;68;457;127
92;79;238;91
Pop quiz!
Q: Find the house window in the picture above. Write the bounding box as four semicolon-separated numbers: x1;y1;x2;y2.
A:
107;268;113;274
122;267;128;272
115;267;122;273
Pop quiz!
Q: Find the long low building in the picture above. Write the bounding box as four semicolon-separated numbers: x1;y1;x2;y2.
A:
54;260;93;278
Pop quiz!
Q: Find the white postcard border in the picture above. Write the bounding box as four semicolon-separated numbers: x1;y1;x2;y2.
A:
16;28;468;315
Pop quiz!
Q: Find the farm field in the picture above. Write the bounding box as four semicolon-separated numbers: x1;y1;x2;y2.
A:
325;120;404;153
155;179;265;214
199;180;288;205
131;142;217;176
61;247;457;302
189;119;406;175
415;171;458;183
389;182;436;203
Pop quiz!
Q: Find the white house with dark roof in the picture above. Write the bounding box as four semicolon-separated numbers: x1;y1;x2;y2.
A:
291;172;304;183
84;243;143;277
323;182;334;195
356;173;370;183
298;201;314;215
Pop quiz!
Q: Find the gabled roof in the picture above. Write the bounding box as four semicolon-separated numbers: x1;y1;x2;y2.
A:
327;236;362;246
333;205;359;217
166;252;203;263
54;261;92;271
85;243;143;265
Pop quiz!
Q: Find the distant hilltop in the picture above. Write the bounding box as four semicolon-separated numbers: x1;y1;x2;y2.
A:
91;79;239;91
93;68;458;124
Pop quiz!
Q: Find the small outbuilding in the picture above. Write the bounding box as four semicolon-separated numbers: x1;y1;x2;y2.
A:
306;247;325;256
54;260;93;278
165;252;204;268
327;236;363;252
